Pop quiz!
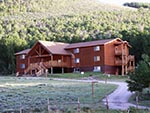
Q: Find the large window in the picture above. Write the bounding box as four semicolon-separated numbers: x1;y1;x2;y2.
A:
20;64;25;69
74;48;79;53
74;58;80;63
20;54;25;59
93;66;101;72
94;56;100;62
94;46;100;51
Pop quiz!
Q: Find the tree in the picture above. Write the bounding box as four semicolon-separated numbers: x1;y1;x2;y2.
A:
126;54;150;92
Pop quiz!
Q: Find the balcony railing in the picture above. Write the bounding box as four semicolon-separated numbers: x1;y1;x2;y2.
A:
115;60;122;65
128;66;134;72
43;61;68;67
115;50;122;56
128;55;134;61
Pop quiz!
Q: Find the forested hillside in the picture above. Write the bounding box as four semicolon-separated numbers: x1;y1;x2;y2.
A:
123;2;150;9
0;0;150;74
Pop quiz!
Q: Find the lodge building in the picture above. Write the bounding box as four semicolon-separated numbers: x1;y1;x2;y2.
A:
15;38;135;76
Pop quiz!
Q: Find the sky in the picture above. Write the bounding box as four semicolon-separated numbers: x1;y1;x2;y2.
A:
98;0;150;6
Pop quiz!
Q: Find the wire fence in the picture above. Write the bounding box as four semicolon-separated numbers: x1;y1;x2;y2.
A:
1;97;150;113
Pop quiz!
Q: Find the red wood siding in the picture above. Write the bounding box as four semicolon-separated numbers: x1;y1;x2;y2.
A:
104;40;116;66
67;45;105;68
15;38;135;76
16;54;28;74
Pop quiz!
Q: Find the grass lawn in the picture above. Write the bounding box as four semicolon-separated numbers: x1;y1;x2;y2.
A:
0;76;118;112
0;76;149;113
48;72;129;82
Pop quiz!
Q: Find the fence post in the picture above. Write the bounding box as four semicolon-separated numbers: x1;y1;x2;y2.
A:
91;81;98;98
105;95;109;110
47;98;52;113
127;109;130;113
135;91;139;109
77;98;80;113
20;106;23;113
88;109;91;113
136;95;139;109
92;82;94;98
105;76;107;84
29;108;33;113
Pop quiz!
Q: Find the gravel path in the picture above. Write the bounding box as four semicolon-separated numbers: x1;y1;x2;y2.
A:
52;78;150;110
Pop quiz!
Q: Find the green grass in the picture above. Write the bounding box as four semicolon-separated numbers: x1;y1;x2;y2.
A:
0;76;117;112
49;72;129;82
0;77;149;113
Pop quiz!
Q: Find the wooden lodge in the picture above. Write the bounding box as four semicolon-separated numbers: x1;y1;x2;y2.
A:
15;38;135;76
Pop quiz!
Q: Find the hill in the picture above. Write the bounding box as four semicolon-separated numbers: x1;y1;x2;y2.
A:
0;0;134;20
0;0;150;74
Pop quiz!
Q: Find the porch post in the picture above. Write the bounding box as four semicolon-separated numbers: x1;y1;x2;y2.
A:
61;56;64;74
50;54;53;75
51;67;53;75
121;65;124;76
62;67;64;74
121;44;124;76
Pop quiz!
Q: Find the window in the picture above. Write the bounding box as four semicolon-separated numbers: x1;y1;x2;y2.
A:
20;64;25;69
74;48;79;53
74;68;80;72
94;46;100;51
58;59;61;63
74;58;80;63
94;56;100;62
93;66;101;72
20;54;25;59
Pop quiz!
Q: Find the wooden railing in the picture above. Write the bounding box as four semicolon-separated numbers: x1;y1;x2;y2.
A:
43;61;68;68
115;60;124;65
128;55;134;61
115;50;122;56
24;62;47;76
128;66;134;72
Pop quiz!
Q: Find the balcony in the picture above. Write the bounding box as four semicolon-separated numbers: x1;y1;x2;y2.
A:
43;61;69;67
115;60;122;65
115;50;122;56
128;66;134;72
128;55;134;61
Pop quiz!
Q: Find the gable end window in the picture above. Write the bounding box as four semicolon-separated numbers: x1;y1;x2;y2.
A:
20;54;25;59
94;56;100;62
74;58;80;63
20;64;25;69
74;48;79;53
94;46;100;51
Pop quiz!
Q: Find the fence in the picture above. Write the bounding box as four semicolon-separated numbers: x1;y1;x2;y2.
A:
2;96;148;113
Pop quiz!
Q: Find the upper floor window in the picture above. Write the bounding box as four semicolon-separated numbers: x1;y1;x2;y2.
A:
74;58;80;63
74;48;79;53
20;54;25;59
94;56;100;62
20;64;25;69
94;46;100;51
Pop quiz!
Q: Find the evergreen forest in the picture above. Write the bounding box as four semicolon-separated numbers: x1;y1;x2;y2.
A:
0;0;150;74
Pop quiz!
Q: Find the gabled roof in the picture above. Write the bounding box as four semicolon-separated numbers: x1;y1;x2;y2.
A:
38;41;71;55
65;38;115;49
15;38;131;56
15;49;31;55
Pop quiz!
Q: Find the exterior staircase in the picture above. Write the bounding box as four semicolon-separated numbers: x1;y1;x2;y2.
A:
24;62;48;77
